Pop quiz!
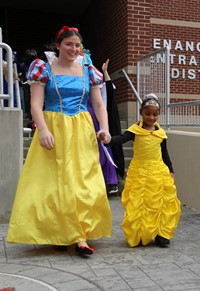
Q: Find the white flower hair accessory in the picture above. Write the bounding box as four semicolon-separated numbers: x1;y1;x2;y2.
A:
145;93;158;100
142;93;160;109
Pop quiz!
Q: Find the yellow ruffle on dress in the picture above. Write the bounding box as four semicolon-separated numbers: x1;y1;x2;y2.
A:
121;121;181;247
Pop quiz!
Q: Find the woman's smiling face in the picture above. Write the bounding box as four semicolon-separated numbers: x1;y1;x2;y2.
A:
57;35;81;61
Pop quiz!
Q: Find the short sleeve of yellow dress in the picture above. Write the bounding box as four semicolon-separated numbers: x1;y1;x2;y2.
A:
121;121;181;247
6;58;112;246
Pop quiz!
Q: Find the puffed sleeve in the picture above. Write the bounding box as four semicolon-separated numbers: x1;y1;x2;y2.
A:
88;64;103;88
27;59;50;84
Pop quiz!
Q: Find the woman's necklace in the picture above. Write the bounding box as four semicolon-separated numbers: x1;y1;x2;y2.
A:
51;63;86;113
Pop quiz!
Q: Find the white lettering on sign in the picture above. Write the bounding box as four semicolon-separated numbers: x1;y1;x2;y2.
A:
153;38;200;79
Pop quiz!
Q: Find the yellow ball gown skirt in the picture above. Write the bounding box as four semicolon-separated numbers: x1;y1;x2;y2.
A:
121;122;181;247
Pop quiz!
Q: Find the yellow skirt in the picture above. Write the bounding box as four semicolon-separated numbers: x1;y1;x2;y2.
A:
7;111;112;245
121;159;181;247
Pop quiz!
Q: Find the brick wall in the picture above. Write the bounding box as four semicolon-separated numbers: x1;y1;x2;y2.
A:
1;0;199;113
82;0;151;104
83;0;200;107
80;0;129;105
151;0;200;22
150;0;200;96
81;0;128;70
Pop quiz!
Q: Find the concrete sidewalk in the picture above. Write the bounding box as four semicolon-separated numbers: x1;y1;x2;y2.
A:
1;195;200;291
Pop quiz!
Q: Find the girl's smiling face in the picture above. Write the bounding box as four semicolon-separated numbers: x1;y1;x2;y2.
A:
140;106;160;128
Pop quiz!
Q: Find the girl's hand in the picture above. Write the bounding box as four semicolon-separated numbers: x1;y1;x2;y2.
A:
39;128;54;150
97;129;111;144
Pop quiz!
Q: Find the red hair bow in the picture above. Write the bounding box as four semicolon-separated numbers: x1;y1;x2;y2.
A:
56;26;79;39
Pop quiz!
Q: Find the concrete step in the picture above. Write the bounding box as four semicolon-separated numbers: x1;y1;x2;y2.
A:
23;137;32;147
121;120;133;173
23;146;30;159
23;117;31;127
23;126;33;161
120;120;127;129
125;156;131;170
123;146;133;158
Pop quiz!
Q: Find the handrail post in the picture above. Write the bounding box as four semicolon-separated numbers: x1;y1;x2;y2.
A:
0;38;14;107
165;46;170;129
0;27;3;107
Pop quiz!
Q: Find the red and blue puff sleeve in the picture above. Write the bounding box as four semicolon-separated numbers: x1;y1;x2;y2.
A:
88;64;103;88
27;59;50;84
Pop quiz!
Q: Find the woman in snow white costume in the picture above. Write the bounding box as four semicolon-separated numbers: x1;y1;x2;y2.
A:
7;26;112;255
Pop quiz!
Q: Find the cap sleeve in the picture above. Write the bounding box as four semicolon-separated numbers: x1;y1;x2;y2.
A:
27;59;50;84
88;64;103;88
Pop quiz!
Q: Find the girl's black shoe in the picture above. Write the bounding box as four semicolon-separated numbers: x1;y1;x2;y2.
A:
75;244;94;255
155;235;170;247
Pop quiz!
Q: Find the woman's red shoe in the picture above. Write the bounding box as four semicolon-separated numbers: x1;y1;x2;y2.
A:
75;244;94;255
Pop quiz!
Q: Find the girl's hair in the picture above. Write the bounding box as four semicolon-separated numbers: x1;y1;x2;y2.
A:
141;93;160;109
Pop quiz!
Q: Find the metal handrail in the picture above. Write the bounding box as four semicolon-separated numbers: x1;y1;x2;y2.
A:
13;62;21;108
121;67;200;127
121;46;200;128
120;69;142;104
0;36;14;107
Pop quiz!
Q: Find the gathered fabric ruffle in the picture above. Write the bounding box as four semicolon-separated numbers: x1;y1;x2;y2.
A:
121;121;181;247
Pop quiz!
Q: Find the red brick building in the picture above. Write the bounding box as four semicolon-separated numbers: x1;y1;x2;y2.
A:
1;0;200;125
84;0;200;125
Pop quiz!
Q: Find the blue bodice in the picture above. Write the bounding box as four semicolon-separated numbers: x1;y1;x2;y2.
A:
27;59;103;116
44;64;90;116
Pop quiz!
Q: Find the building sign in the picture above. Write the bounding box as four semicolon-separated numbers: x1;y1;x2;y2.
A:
153;38;200;79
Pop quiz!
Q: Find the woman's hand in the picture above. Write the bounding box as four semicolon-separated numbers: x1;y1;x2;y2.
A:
97;129;111;144
39;128;55;150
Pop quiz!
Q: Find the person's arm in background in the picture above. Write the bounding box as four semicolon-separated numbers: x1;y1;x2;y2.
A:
101;58;125;179
101;59;120;135
102;59;111;81
90;86;111;144
102;59;115;109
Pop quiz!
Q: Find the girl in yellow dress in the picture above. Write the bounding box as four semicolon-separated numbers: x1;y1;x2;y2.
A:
102;93;181;247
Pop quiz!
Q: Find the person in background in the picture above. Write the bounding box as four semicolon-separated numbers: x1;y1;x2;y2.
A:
101;59;125;191
101;93;181;248
3;50;22;108
21;49;38;119
87;58;124;194
6;25;112;256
